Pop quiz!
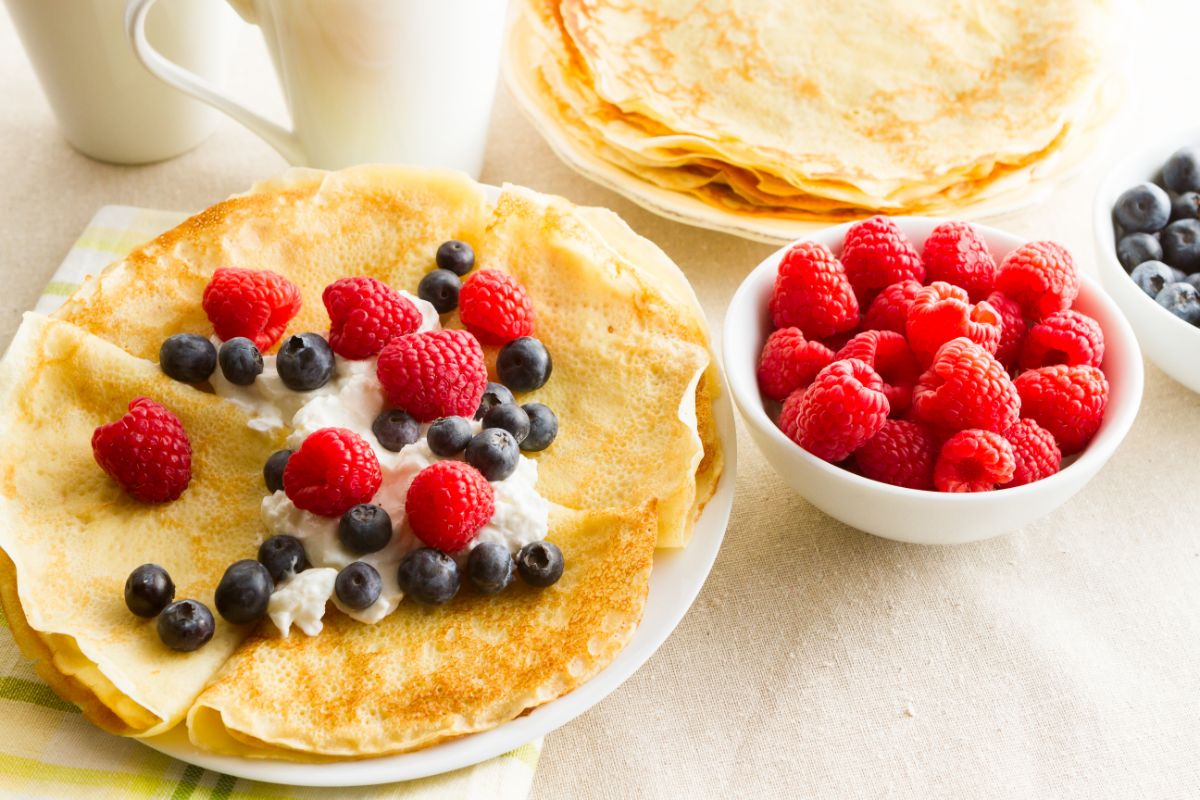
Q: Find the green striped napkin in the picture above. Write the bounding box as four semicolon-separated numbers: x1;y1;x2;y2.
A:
3;205;542;799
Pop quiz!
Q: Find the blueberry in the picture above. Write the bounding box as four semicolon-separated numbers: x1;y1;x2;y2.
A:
435;239;475;276
1172;192;1200;222
497;337;552;392
263;448;293;494
417;269;461;314
427;416;473;456
372;409;419;452
124;563;175;618
466;428;520;481
276;333;334;391
338;503;393;555
1164;147;1200;194
481;403;530;443
214;559;274;625
515;541;564;588
257;534;309;582
1113;182;1171;233
466;542;513;595
397;548;460;605
159;334;216;383
1156;282;1200;325
475;381;515;420
217;337;263;386
1187;274;1200;292
1162;219;1200;273
1131;261;1177;298
520;403;558;452
157;599;215;652
1116;232;1162;271
335;562;382;610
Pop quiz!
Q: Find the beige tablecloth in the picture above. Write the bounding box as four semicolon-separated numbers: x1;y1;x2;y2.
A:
2;2;1199;797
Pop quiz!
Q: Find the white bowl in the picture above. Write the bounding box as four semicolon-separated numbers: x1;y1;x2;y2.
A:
1094;127;1200;393
723;217;1143;545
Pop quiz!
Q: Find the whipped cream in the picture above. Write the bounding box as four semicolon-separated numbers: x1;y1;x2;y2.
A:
268;567;337;636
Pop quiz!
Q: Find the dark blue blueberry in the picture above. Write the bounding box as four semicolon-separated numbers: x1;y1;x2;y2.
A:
1131;261;1177;298
217;337;263;386
263;448;293;493
466;428;520;481
515;541;564;588
1114;182;1171;233
397;548;460;605
1156;282;1200;325
257;534;309;582
1116;232;1162;271
1172;192;1200;222
335;562;382;610
124;563;175;618
466;542;513;595
1164;147;1200;194
276;333;334;391
520;403;558;452
159;334;216;383
427;416;473;456
481;403;530;444
157;599;215;651
214;559;274;624
338;504;393;555
1162;219;1200;273
372;409;419;452
497;337;552;392
475;382;515;420
435;239;475;276
417;269;461;314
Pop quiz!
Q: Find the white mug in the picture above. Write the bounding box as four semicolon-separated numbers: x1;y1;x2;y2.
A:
125;0;510;177
6;0;239;164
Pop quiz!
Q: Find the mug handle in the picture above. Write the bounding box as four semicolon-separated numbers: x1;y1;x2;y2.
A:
124;0;305;165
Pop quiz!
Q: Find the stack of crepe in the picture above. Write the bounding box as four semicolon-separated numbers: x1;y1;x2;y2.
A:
506;0;1120;241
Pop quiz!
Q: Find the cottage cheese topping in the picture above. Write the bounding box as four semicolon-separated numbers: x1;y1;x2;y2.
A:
267;567;337;637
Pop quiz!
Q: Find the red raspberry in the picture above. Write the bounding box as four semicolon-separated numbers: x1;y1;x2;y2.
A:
283;427;382;517
1004;418;1061;487
769;241;859;339
862;279;922;334
835;330;919;415
376;330;487;422
840;216;925;304
91;397;191;503
323;276;422;359
458;269;534;344
757;327;835;402
405;461;495;552
1013;365;1109;455
778;359;889;463
921;221;997;302
906;282;1001;365
202;267;301;351
855;419;937;490
933;429;1015;492
987;290;1027;371
1019;309;1105;370
912;337;1020;434
994;241;1079;320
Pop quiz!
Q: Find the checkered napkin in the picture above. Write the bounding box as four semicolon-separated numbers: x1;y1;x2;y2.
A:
2;206;542;799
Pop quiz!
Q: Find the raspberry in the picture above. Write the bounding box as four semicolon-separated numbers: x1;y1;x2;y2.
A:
756;327;835;402
987;290;1027;371
283;427;382;517
994;241;1079;320
906;282;1001;364
933;429;1015;492
861;279;922;334
201;267;301;351
376;330;487;422
835;330;919;415
912;337;1020;434
921;221;997;302
458;269;534;344
91;397;191;503
769;241;859;339
405;461;495;552
777;359;889;463
323;276;422;359
1019;309;1105;370
1013;365;1109;455
1004;418;1061;487
840;216;925;304
855;419;937;490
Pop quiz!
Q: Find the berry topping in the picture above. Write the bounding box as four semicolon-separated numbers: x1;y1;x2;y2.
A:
159;334;216;383
157;599;214;652
1117;233;1163;271
376;330;487;422
994;241;1079;320
263;449;293;494
515;541;565;588
921;221;996;301
467;541;515;595
427;416;474;457
214;560;274;625
906;281;1001;364
861;279;923;334
323;276;422;360
397;548;460;605
987;290;1027;371
201;267;301;351
1131;261;1178;298
854;419;937;490
436;239;475;276
933;429;1015;492
778;359;889;463
405;461;495;552
371;409;419;452
497;336;553;392
1156;281;1200;324
92;397;192;504
283;427;382;517
124;564;175;618
1014;365;1109;455
335;562;382;610
839;216;925;303
756;327;835;403
217;337;263;386
475;382;515;420
521;403;559;452
1113;182;1171;233
257;534;309;582
417;269;461;314
834;329;919;415
1161;219;1200;272
769;241;859;339
338;503;393;555
276;333;335;392
459;269;535;344
911;338;1020;434
1163;146;1200;194
482;403;530;444
1004;418;1062;487
467;428;521;481
1019;309;1105;370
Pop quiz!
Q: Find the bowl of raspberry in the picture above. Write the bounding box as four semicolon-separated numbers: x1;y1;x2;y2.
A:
723;216;1143;544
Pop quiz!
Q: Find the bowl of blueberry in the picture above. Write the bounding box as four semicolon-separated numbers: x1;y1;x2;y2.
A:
1096;133;1200;392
